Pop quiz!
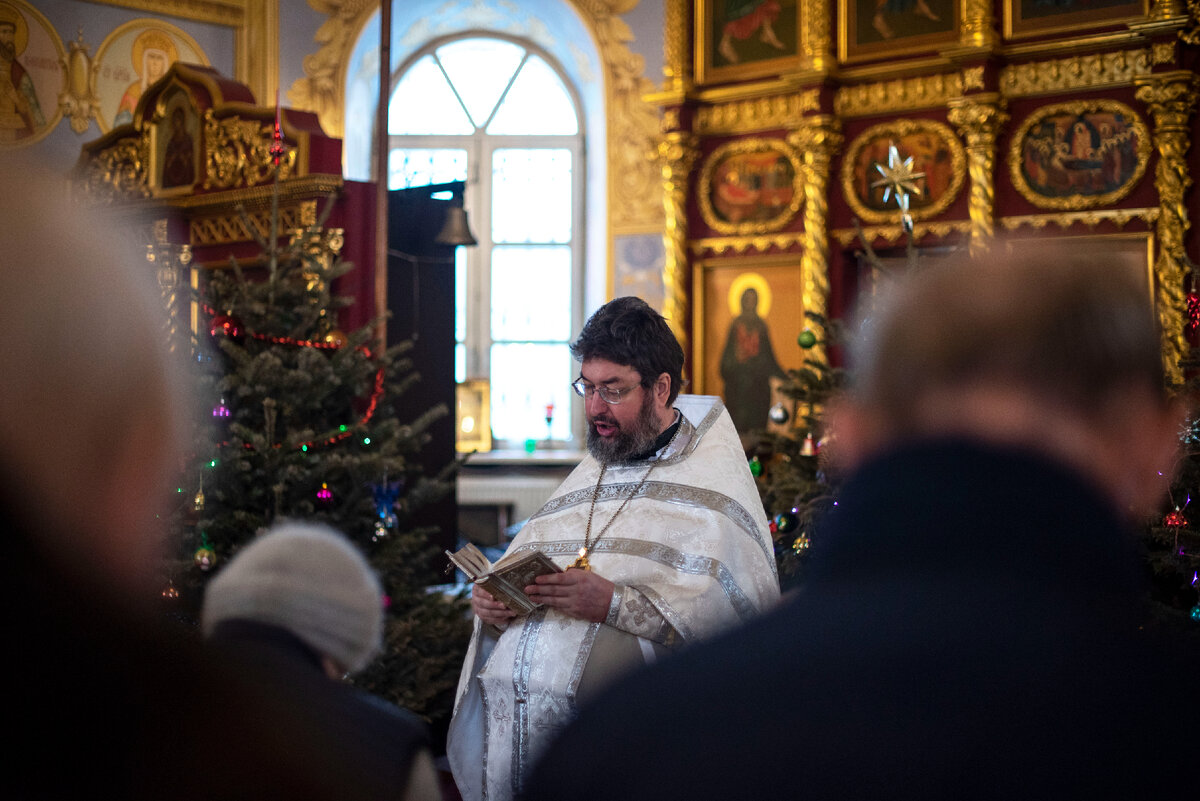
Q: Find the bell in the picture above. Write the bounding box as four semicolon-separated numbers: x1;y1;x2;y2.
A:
435;206;477;246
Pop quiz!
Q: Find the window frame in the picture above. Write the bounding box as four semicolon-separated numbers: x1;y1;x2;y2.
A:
386;34;587;449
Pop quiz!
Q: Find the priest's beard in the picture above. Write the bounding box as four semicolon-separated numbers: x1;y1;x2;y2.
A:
586;389;662;463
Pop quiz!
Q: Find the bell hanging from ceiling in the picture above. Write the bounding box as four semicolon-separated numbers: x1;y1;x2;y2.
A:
435;205;478;246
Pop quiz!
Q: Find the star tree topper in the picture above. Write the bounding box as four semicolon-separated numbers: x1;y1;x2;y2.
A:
870;142;925;232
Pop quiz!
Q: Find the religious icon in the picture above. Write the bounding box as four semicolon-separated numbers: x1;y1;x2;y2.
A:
720;276;786;435
0;1;64;147
1011;99;1149;210
114;29;177;127
94;20;207;132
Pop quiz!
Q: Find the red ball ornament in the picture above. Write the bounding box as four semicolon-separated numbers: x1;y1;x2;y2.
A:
1163;508;1187;529
209;313;243;341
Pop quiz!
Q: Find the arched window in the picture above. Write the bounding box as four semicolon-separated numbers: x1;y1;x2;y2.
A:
388;35;584;447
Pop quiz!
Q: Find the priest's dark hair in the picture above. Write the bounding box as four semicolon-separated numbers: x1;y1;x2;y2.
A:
571;296;685;405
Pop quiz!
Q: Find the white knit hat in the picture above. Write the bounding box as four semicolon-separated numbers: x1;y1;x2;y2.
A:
201;521;384;673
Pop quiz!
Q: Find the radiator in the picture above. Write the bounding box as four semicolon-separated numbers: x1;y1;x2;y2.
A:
457;475;562;523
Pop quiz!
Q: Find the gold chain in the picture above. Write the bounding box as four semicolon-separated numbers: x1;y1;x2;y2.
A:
571;421;682;571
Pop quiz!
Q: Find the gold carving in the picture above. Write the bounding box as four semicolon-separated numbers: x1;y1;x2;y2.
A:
999;208;1160;231
662;0;691;92
697;138;804;235
999;49;1154;98
74;132;152;204
799;0;834;74
841;118;967;225
1008;99;1150;211
962;66;985;91
203;110;297;190
659;132;699;357
1183;0;1200;45
960;0;1000;50
592;1;663;230
1151;41;1177;64
190;201;318;247
1135;72;1199;384
949;94;1008;259
690;233;807;257
834;74;964;118
788;117;842;367
59;29;100;134
696;92;820;135
832;220;972;247
285;0;373;141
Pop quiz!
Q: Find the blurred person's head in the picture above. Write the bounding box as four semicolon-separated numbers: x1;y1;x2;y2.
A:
0;158;191;595
571;297;684;461
202;521;384;677
831;246;1181;516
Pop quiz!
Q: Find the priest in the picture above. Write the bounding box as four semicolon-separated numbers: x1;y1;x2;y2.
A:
447;296;780;801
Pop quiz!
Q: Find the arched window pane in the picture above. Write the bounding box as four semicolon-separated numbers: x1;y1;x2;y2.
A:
490;344;573;442
491;246;572;341
387;148;468;190
492;149;573;244
389;55;473;135
436;38;525;128
488;55;578;135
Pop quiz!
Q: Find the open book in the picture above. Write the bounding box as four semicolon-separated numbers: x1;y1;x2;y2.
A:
446;543;563;615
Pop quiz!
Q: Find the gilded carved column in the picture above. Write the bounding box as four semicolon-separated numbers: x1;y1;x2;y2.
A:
959;0;999;50
658;129;699;356
1135;71;1199;384
948;93;1007;260
662;0;692;93
798;0;834;74
787;116;841;368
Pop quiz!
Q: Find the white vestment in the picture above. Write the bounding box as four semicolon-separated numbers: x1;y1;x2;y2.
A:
447;395;780;801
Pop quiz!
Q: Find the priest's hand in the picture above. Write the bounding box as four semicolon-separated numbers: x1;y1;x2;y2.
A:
526;569;615;623
471;585;516;627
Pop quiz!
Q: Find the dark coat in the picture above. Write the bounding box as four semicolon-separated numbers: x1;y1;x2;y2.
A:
523;438;1199;801
7;493;426;801
206;619;430;800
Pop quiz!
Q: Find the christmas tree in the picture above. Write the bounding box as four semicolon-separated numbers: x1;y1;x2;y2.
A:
161;184;471;727
746;313;845;590
1143;275;1200;630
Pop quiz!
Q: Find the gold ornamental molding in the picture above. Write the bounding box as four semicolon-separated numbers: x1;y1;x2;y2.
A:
834;73;964;118
799;0;834;73
190;200;319;248
203;110;299;190
832;220;973;247
74;132;153;204
999;208;1161;231
695;91;820;135
662;0;691;94
1135;70;1199;385
1007;99;1151;211
949;94;1008;258
690;233;807;257
788;116;842;368
1183;0;1200;44
999;49;1157;98
659;131;700;355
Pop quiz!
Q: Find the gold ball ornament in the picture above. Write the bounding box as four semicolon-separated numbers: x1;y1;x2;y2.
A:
193;546;217;571
323;329;348;348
